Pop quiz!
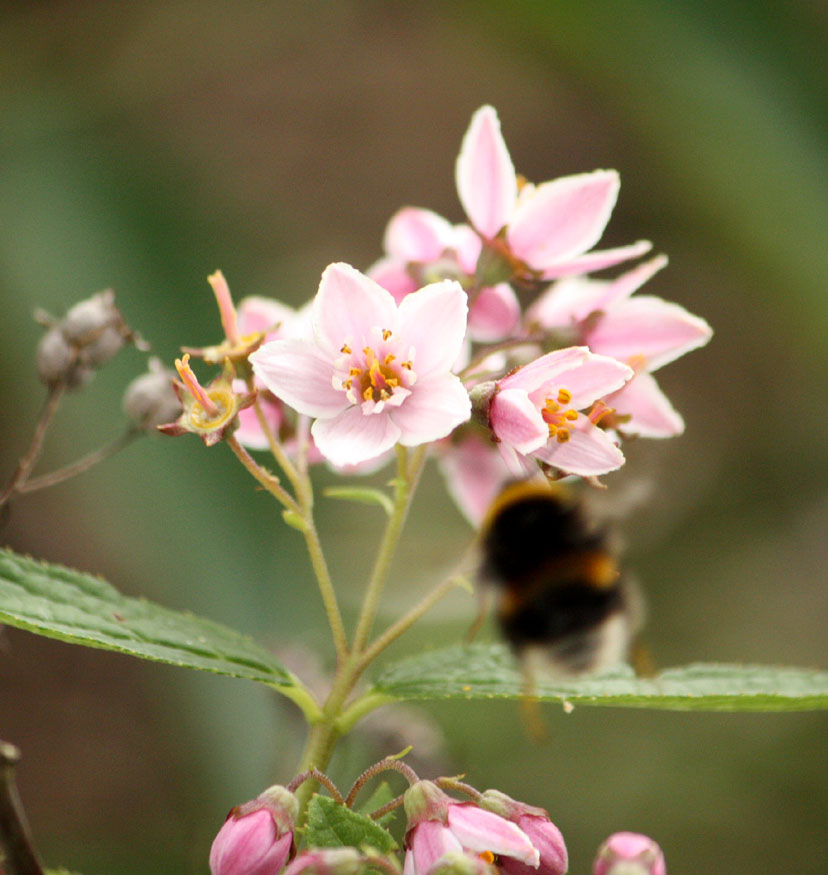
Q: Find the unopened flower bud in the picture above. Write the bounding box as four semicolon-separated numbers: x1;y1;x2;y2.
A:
122;358;182;431
36;327;84;387
209;784;297;875
479;790;567;875
283;847;364;875
593;832;666;875
61;290;131;367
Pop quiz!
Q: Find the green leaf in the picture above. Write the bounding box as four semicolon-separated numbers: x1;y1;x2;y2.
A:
305;794;397;853
0;548;295;688
371;643;828;712
323;486;394;516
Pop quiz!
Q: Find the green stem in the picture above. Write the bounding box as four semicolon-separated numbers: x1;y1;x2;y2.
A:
17;429;141;494
335;691;397;736
355;576;463;675
245;376;303;496
226;435;300;514
351;445;427;655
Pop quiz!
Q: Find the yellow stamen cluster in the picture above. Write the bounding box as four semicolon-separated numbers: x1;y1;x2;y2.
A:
542;387;579;443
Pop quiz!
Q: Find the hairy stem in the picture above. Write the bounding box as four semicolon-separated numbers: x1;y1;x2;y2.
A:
0;385;65;508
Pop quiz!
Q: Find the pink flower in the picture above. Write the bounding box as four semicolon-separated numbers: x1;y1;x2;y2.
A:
456;106;651;279
593;831;666;875
249;263;471;467
368;206;521;343
209;785;297;875
527;255;712;438
489;346;632;477
403;782;540;875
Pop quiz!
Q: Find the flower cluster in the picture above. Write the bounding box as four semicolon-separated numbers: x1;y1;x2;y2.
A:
164;104;710;525
209;770;666;875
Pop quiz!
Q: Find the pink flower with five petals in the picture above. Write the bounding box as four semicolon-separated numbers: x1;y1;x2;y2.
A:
456;105;651;279
249;263;471;467
527;255;712;438
489;346;632;477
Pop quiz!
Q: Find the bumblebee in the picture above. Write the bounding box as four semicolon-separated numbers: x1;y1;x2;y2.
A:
477;479;644;678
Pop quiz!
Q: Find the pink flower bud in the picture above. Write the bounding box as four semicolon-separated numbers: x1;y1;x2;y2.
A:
593;831;666;875
209;785;297;875
283;847;364;875
403;782;539;875
479;790;567;875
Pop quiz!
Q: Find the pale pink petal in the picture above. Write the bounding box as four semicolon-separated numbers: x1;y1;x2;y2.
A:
250;339;345;418
605;371;684;438
410;821;464;875
540;239;653;280
499;347;590;395
468;283;521;342
455;105;517;238
451;224;484;275
237;296;297;339
383;207;455;262
586;295;713;371
498;440;532;478
388;372;471;446
507;170;619;269
490;388;548;453
397;280;468;376
527;277;611;329
313;263;398;356
447;804;539;866
438;433;512;526
591;253;669;309
532;425;625;477
542;353;632;410
367;256;418;304
311;405;401;467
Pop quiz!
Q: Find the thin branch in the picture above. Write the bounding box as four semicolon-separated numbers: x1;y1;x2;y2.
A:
0;741;43;875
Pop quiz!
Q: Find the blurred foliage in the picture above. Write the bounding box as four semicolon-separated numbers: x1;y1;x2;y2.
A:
1;1;826;872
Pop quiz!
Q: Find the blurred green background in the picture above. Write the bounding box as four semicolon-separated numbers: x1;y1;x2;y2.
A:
1;1;827;871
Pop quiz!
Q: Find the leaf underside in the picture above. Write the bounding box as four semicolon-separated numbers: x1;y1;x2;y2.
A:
371;643;828;712
305;794;397;853
0;548;294;687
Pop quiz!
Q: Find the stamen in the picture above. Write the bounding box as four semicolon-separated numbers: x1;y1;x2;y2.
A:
556;429;570;443
341;343;352;354
384;353;396;365
207;271;240;346
175;353;220;417
565;409;578;421
349;367;362;376
557;388;572;404
588;400;615;426
382;328;392;341
479;851;496;864
401;360;412;370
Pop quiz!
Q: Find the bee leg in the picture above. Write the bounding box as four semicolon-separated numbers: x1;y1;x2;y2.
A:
465;585;490;643
519;660;548;743
630;637;657;678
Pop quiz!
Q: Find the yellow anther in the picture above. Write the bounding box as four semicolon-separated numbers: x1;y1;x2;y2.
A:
349;366;362;376
384;353;396;365
565;409;579;421
479;851;496;864
557;388;572;404
401;360;412;370
382;328;392;341
341;343;351;354
545;399;560;413
344;378;352;390
556;428;570;443
363;386;373;401
547;424;558;437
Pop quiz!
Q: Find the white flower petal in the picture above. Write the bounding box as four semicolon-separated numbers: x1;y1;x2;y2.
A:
389;373;471;446
397;280;469;376
311;406;401;468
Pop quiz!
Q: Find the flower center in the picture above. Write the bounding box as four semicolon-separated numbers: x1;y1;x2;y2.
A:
335;330;414;410
542;387;579;443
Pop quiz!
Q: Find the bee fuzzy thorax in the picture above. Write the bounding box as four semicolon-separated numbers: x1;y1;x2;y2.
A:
478;479;640;677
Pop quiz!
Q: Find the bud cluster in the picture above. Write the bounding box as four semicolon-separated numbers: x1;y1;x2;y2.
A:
35;290;141;389
209;767;665;875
